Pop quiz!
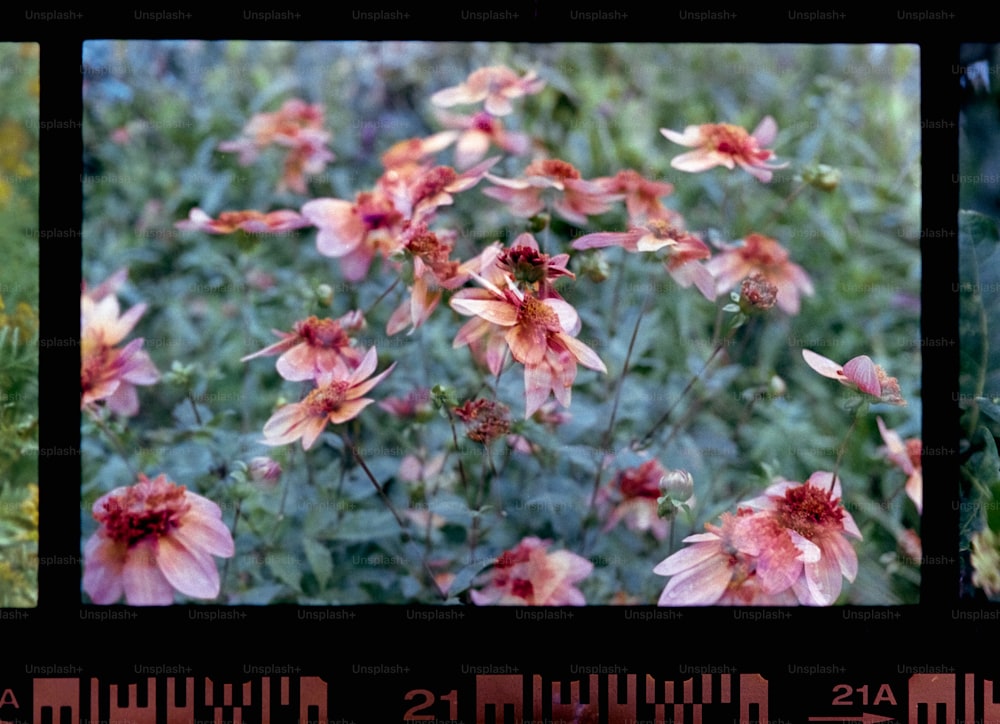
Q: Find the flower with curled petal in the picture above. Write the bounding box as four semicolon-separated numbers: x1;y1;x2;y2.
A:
83;473;235;606
434;110;531;169
660;116;788;182
261;347;395;450
802;349;906;406
241;311;366;381
877;416;922;511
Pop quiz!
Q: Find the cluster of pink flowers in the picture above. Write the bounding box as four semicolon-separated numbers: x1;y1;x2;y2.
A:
81;270;160;417
655;473;861;606
242;312;396;451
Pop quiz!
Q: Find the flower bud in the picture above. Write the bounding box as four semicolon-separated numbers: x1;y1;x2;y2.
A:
803;163;841;192
315;283;334;306
248;456;282;485
659;469;694;500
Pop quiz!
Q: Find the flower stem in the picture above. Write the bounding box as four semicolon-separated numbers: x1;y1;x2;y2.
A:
830;406;864;494
346;435;445;600
587;293;650;514
85;408;139;477
363;277;401;318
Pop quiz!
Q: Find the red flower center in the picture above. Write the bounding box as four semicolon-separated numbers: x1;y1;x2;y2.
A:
412;166;458;204
96;480;190;547
527;159;581;181
304;381;351;415
295;316;351;349
472;112;495;132
776;485;844;540
356;192;402;230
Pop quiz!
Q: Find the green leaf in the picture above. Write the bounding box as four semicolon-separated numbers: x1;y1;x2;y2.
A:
303;538;333;589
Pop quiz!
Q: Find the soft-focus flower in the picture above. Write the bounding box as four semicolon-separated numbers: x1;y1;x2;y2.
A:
654;510;804;606
738;272;779;311
470;536;592;605
380;131;461;173
218;98;334;193
660;116;788;182
242;312;366;381
453;398;511;444
971;528;1000;599
384;158;498;225
877;416;922;511
484;159;623;226
573;219;714;300
81;278;160;416
387;226;466;335
740;472;863;606
603;460;673;541
83;473;235;605
175;208;309;235
594;169;679;224
802;349;906;406
705;233;813;314
301;190;405;281
378;387;434;419
261;347;395;450
431;66;546;116
247;457;282;485
435;109;532;169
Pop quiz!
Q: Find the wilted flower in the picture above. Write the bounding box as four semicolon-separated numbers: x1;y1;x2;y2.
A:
453;398;511;444
81;275;160;416
261;347;395;450
739;272;779;311
470;536;592;605
242;312;366;381
802;349;906;406
175;208;309;235
660;116;788;182
83;473;235;605
705;233;813;314
877;416;922;511
431;66;546;116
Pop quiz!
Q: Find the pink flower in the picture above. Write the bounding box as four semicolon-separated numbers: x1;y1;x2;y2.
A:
261;347;395;450
386;226;466;335
450;275;607;417
594;169;679;224
573;220;715;300
654;510;804;606
660;116;788;182
175;208;309;235
877;416;922;512
431;66;545;116
740;472;863;606
301;190;405;281
802;349;906;406
434;110;531;169
219;98;334;193
381;132;461;172
470;536;592;605
603;460;672;541
705;233;813;314
242;312;366;381
484;159;623;226
81;278;160;416
83;473;235;605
